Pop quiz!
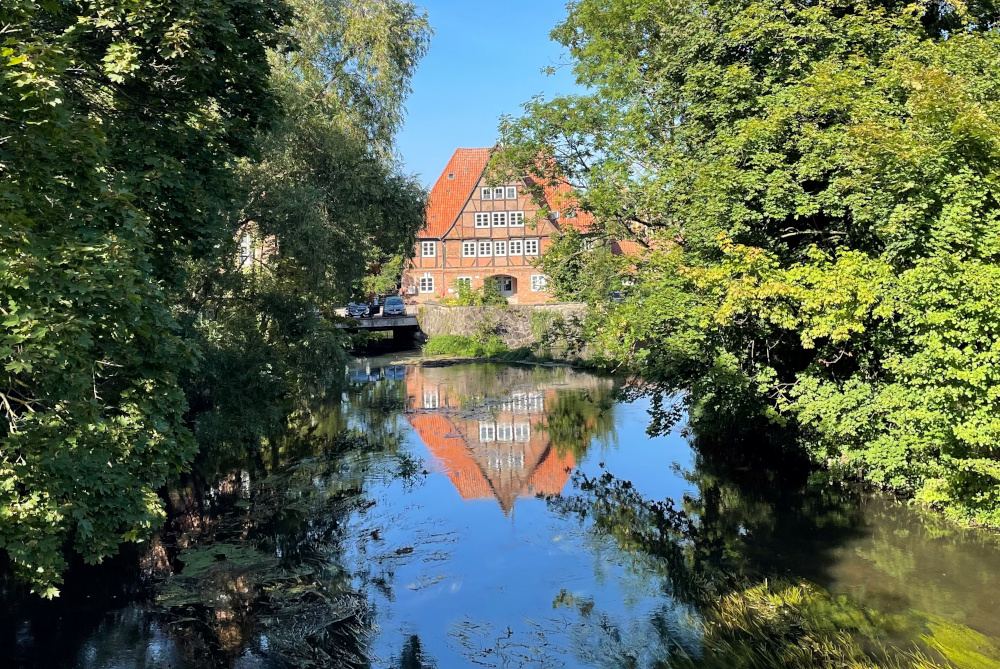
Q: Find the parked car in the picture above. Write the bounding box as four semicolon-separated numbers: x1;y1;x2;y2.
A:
383;296;406;316
347;302;370;318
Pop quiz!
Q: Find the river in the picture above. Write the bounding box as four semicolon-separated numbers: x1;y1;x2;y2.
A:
3;360;1000;668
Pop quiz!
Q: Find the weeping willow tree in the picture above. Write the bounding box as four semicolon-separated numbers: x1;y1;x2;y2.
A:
180;0;429;454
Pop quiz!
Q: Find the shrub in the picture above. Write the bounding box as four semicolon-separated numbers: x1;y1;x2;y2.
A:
444;280;509;307
423;335;508;358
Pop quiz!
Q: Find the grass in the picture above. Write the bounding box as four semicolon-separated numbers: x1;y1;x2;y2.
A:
422;334;509;358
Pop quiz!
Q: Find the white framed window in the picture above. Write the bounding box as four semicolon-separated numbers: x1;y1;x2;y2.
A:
525;239;540;256
514;423;530;442
492;212;507;227
506;186;517;199
419;274;434;293
462;241;477;257
494;241;507;256
423;389;439;409
493;187;505;199
509;212;524;227
509;239;523;256
421;241;436;257
456;276;472;289
478;240;492;257
475;213;490;228
479;422;496;442
239;234;253;264
531;275;549;292
583;238;595;252
497;423;514;441
481;188;492;200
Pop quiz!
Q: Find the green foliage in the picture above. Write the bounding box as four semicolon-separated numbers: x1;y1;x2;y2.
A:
444;279;510;306
920;615;1000;669
679;581;951;669
543;388;617;459
552;466;993;669
364;255;408;297
498;0;1000;526
423;335;510;358
1;0;287;595
534;229;627;304
1;0;429;595
180;0;429;451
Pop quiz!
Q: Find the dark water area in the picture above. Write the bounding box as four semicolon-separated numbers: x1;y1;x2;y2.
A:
3;360;1000;668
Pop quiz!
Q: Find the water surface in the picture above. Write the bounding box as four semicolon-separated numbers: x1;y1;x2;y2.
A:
4;361;1000;668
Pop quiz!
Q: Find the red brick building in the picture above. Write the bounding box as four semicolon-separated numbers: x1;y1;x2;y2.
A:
401;148;592;304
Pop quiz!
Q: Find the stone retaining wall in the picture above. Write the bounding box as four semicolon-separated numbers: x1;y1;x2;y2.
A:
416;302;590;357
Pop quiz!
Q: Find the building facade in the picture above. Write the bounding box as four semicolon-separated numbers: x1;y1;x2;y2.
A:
402;148;590;305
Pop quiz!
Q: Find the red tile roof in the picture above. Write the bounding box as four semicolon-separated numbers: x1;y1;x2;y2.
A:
407;413;494;501
423;148;492;238
611;240;646;256
421;147;597;238
541;180;595;233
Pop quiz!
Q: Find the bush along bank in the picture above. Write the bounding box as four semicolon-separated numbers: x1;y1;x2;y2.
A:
491;0;1000;529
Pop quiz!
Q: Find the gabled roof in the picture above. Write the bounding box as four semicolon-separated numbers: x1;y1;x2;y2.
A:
406;410;576;514
423;148;492;238
421;147;599;239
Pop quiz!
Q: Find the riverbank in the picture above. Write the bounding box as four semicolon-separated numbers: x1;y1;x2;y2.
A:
372;342;606;372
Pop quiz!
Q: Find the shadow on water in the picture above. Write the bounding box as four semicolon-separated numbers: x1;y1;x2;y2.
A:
546;415;1000;668
3;361;1000;668
2;361;421;668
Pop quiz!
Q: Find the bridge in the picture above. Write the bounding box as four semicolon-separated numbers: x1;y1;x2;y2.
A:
336;315;420;332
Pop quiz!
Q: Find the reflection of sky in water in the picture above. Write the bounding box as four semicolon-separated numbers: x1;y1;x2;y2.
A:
345;364;701;667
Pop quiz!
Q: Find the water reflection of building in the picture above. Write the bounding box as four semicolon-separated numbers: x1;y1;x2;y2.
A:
405;366;585;513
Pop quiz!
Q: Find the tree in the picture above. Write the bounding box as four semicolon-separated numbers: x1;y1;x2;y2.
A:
1;0;289;594
533;228;628;304
181;0;429;450
496;0;1000;526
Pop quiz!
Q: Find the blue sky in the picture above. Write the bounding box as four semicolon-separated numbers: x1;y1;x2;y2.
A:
397;0;579;187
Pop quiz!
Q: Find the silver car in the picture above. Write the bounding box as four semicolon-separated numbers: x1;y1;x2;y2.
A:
382;296;406;316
